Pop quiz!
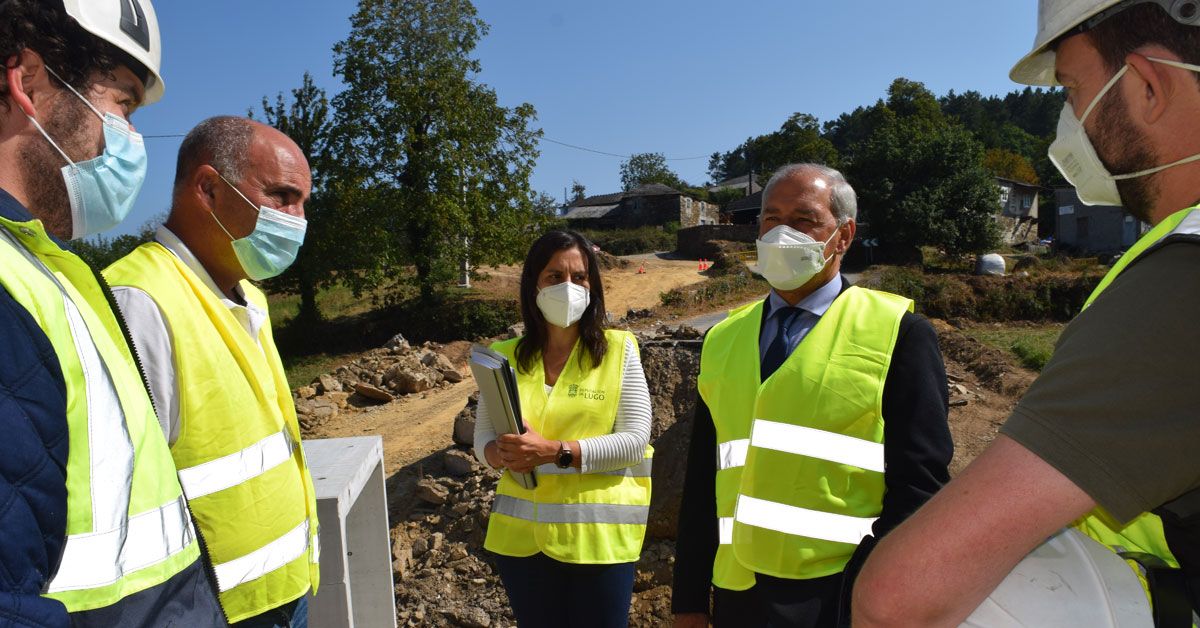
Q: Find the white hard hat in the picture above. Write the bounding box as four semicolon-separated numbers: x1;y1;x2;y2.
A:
60;0;164;104
1010;0;1200;86
961;528;1153;628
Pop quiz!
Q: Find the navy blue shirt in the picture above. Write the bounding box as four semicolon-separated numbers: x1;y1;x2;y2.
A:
0;188;72;626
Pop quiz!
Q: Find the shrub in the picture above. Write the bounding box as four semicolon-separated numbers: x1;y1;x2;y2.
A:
577;226;675;256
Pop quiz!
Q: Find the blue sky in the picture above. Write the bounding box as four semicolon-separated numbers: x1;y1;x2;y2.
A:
118;0;1042;235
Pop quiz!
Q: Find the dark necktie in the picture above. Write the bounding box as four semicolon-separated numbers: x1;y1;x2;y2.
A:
762;306;803;381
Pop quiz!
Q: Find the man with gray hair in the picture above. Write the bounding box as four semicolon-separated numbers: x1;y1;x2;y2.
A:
104;116;321;628
671;163;952;627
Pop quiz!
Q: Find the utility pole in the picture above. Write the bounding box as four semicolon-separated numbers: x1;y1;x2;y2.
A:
459;165;471;288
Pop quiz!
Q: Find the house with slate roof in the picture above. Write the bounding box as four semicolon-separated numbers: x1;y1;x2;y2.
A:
563;183;718;230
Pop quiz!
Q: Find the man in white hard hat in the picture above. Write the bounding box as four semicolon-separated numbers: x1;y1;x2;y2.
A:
0;1;226;626
852;0;1200;625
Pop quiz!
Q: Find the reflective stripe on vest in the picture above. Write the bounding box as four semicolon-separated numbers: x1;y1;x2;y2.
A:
717;439;749;471
213;519;311;592
484;329;652;565
492;495;650;525
750;420;885;473
103;243;319;623
735;495;878;546
1073;207;1200;593
178;429;294;500
719;517;734;545
732;287;911;580
0;223;199;610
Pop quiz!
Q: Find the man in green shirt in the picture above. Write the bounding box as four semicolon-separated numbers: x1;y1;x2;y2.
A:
851;1;1200;625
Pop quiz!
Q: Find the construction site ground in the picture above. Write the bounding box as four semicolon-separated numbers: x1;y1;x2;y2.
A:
299;254;1041;626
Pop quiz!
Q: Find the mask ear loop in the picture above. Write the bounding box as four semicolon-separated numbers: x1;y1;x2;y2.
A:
1081;65;1128;124
42;66;106;122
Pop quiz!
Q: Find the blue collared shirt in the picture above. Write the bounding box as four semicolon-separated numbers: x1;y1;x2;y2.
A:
758;273;843;363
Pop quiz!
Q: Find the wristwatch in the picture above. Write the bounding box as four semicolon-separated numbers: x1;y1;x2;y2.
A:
555;441;573;469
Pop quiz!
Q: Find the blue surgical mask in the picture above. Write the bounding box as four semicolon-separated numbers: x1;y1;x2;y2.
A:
25;67;148;240
212;172;307;280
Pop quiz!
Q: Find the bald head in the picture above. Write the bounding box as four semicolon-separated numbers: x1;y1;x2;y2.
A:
165;116;311;293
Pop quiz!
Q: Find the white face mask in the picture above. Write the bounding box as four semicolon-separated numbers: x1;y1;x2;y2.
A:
536;281;591;329
1049;57;1200;207
753;223;841;291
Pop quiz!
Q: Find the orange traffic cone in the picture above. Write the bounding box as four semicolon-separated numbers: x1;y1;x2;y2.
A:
637;262;646;275
698;259;705;271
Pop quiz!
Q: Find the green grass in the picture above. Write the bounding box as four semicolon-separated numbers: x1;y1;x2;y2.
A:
282;352;361;389
966;324;1065;371
268;282;376;328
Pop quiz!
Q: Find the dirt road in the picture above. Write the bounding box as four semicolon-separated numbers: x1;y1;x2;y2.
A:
473;253;709;317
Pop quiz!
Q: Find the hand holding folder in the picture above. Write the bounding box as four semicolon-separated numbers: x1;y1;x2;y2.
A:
469;345;536;489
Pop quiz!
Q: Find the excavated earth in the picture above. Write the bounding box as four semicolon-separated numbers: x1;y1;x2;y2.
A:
298;321;1039;627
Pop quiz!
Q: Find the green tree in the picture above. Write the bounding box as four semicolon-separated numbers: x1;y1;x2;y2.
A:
846;79;1000;256
709;113;840;183
983;148;1040;185
73;216;161;270
251;72;336;323
570;180;587;203
619;152;685;191
332;0;547;302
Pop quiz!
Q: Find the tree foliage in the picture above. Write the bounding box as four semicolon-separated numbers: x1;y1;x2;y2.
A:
73;216;160;270
250;72;336;322
619;152;685;191
570;180;587;203
331;0;549;301
845;79;1000;256
983;148;1040;185
708;113;839;183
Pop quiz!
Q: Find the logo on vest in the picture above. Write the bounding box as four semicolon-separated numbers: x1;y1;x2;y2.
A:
567;384;606;401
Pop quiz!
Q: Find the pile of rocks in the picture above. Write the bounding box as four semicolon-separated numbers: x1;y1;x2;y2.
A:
293;335;464;432
390;448;677;627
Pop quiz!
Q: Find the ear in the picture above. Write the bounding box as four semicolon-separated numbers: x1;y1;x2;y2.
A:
191;165;222;212
1125;52;1170;125
836;219;857;254
5;50;45;118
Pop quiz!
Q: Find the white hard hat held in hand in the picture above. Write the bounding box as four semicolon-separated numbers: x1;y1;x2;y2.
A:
60;0;165;104
1010;0;1200;86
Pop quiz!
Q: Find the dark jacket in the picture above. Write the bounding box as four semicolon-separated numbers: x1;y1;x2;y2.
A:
671;278;954;624
0;189;226;627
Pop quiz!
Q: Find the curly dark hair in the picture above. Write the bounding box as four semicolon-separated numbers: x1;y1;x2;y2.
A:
0;0;139;111
514;230;609;375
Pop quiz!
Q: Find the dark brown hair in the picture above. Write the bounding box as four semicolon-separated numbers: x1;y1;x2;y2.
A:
515;230;608;374
1088;4;1200;80
0;1;142;110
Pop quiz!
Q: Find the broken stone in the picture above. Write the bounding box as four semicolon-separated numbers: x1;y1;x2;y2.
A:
416;479;449;505
353;382;395;403
317;373;341;394
430;532;445;551
392;368;442;395
294;385;317;399
411;536;429;557
325;391;351;408
442;369;464;383
444;449;476;477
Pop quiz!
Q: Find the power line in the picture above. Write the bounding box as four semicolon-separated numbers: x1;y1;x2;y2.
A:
540;137;709;161
144;131;710;161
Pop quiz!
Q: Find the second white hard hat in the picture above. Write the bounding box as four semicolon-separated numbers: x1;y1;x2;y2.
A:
59;0;165;104
1010;0;1200;86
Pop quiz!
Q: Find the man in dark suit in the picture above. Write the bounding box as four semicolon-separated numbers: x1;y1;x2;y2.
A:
671;163;953;627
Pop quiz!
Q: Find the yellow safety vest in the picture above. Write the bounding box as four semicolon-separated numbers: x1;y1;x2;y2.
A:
697;300;765;591
484;329;653;564
1073;207;1200;582
0;218;200;613
731;287;912;580
104;242;320;623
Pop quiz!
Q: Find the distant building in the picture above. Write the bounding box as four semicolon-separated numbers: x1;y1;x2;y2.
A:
725;190;762;225
995;177;1041;245
562;183;718;230
1053;187;1148;255
707;173;762;196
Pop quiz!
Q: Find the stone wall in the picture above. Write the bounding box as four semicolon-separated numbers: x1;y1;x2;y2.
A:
676;224;758;258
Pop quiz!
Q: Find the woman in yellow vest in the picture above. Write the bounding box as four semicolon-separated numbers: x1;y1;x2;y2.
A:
473;230;654;627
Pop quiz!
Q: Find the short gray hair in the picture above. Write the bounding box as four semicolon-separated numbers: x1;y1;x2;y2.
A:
761;163;857;222
173;116;257;191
